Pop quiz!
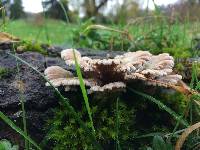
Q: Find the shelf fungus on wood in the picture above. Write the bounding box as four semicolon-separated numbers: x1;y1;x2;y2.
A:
44;49;196;95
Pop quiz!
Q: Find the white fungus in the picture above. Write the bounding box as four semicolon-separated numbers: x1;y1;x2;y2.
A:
44;49;183;93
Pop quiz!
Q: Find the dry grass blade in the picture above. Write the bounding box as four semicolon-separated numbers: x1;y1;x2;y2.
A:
0;6;4;11
83;24;133;40
151;79;199;98
175;122;200;150
0;32;20;42
125;15;176;28
194;100;200;107
84;25;124;34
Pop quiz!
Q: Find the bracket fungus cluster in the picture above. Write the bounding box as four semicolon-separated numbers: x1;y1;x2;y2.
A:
44;49;195;95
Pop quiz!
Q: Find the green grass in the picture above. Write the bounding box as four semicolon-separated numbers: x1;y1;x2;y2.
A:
0;111;41;150
73;49;95;134
128;88;189;127
3;19;78;46
2;19;199;51
13;45;29;150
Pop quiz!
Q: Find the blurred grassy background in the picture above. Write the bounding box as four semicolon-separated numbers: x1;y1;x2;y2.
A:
3;19;198;46
2;18;199;59
4;19;77;45
0;0;200;53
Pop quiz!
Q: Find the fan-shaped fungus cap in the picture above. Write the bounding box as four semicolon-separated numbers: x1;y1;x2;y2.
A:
45;77;96;87
44;66;73;80
61;49;82;65
141;53;174;77
156;74;182;84
115;51;152;73
44;49;189;94
89;82;126;93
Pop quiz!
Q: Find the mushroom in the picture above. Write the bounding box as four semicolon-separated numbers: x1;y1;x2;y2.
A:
44;49;189;94
44;66;73;80
89;82;126;93
141;53;174;77
61;49;82;65
44;65;97;88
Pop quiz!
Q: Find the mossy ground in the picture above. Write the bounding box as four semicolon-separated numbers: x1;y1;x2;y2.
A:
45;87;189;149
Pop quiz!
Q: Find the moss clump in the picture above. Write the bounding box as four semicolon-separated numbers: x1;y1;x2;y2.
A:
44;87;191;149
196;62;200;77
0;139;19;150
45;94;136;150
163;47;191;59
159;91;188;114
175;63;185;72
17;41;48;55
0;67;10;79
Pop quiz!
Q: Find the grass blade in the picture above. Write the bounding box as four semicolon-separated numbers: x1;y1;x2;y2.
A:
57;0;70;23
134;132;165;139
175;122;200;150
73;49;95;134
135;128;187;139
128;88;189;127
7;52;102;150
41;0;51;44
0;111;41;150
13;44;29;150
168;100;192;141
190;62;199;89
115;98;121;150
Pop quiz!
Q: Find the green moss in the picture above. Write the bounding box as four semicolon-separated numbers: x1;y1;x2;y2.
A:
159;92;188;114
175;63;185;72
163;47;192;59
0;67;10;79
196;62;200;77
43;85;193;149
18;40;48;55
45;95;136;149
